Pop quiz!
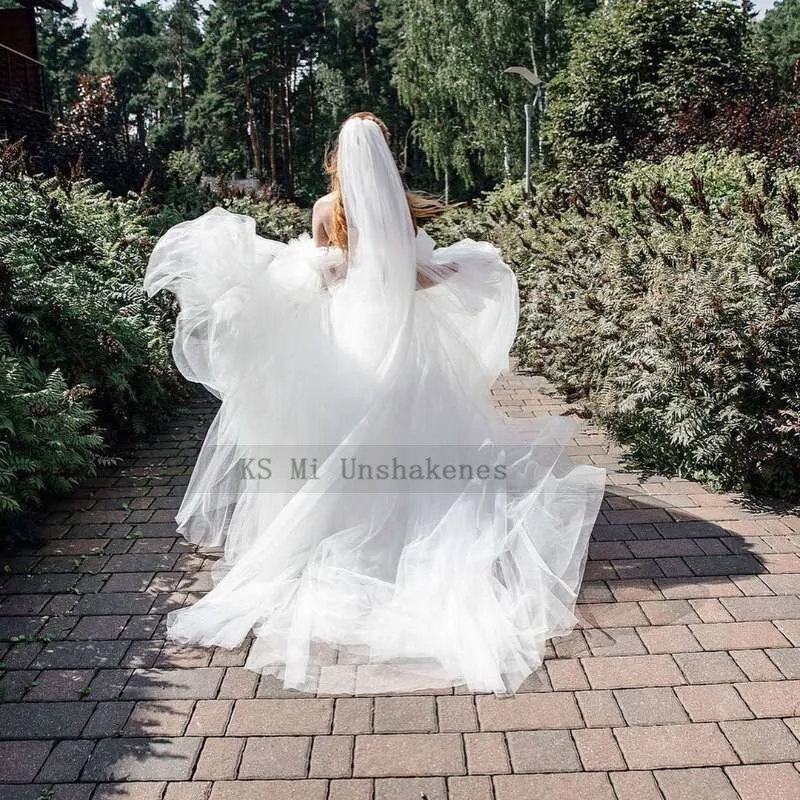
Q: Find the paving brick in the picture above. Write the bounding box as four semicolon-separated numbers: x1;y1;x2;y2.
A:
255;673;315;698
46;783;95;800
583;626;647;656
227;698;333;735
122;667;223;700
448;775;492;800
766;647;800;678
185;699;233;736
216;666;259;699
373;695;436;733
574;689;624;728
353;733;464;777
354;664;452;695
615;687;688;725
734;680;800;717
552;629;591;658
309;734;353;778
690;621;791;650
0;740;53;782
35;739;94;782
193;736;244;779
608;579;663;602
725;763;800;800
328;778;373;800
583;654;684;689
75;699;130;738
615;723;739;769
545;659;589;690
85;668;131;700
81;737;202;781
657;577;742;599
6;366;800;800
317;664;357;695
675;684;754;722
70;615;129;640
374;777;445;800
576;601;649;628
163;782;213;800
24;668;95;700
74;593;154;616
0;702;94;739
639;599;701;625
436;695;477;732
464;732;510;774
689;598;735;623
475;691;582;730
333;697;372;734
572;728;626;770
209;780;327;800
674;651;746;684
719;719;800;763
609;770;663;800
720;595;800;621
92;782;166;800
654;767;738;799
505;730;581;772
236;736;312;779
123;699;193;736
731;649;786;681
121;640;163;670
638;624;703;654
31;641;129;669
493;772;615;800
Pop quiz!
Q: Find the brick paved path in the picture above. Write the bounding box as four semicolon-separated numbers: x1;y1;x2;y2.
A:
1;369;800;800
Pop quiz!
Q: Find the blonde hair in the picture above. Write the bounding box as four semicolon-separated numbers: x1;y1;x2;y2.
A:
323;111;451;252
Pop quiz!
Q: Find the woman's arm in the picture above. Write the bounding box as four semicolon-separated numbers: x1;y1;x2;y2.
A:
416;262;459;290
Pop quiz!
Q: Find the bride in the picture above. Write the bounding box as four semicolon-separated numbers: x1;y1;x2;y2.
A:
144;111;605;696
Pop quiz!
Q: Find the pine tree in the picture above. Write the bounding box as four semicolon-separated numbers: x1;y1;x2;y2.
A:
35;0;90;120
148;0;205;157
89;0;161;148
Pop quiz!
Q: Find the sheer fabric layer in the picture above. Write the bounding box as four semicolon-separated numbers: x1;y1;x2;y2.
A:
144;206;605;695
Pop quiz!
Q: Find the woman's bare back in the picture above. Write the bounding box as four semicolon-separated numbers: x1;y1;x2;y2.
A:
312;193;335;247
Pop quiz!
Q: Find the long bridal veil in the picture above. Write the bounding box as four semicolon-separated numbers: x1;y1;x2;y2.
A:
144;116;605;695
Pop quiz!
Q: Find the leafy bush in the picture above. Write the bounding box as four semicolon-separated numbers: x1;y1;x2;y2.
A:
146;156;311;239
545;0;753;181
484;148;800;497
0;141;184;533
0;348;104;522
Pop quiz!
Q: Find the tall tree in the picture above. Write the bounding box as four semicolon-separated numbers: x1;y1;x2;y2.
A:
148;0;205;156
392;0;597;189
545;0;754;179
89;0;161;148
36;1;90;120
756;0;800;88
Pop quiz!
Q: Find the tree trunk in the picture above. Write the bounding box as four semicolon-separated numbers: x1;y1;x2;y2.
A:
239;43;262;177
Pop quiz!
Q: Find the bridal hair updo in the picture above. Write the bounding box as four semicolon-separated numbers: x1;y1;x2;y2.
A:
323;111;450;252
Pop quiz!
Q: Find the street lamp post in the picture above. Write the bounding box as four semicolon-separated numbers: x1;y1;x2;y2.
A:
504;65;544;199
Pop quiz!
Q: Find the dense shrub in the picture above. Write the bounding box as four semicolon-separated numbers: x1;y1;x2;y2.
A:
145;151;311;238
545;0;753;180
0;141;183;532
483;149;800;497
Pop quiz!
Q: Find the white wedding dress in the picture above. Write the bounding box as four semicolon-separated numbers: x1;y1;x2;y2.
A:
144;117;605;695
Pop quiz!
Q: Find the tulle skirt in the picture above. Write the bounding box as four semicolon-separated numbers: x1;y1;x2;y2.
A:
144;207;605;695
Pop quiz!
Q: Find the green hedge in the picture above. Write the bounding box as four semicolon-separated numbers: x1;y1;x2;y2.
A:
0;143;182;529
0;142;312;533
479;149;800;497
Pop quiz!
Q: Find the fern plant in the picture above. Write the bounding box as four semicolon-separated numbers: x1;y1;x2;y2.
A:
480;147;800;497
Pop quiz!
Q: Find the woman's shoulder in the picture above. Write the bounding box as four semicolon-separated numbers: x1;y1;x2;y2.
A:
313;192;335;211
